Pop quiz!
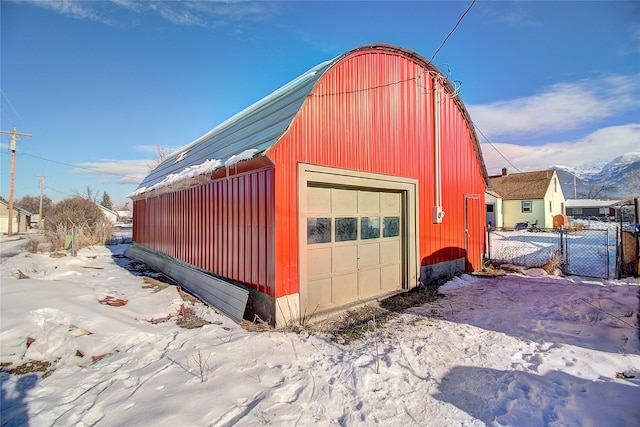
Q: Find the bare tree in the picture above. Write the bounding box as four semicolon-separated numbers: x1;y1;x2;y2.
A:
44;196;112;250
72;185;99;203
579;182;617;199
16;194;53;215
627;170;640;198
147;145;169;172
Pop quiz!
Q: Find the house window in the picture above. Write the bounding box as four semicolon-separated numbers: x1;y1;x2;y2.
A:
486;204;494;213
549;201;552;213
599;207;608;215
554;178;557;192
522;201;532;213
572;207;582;215
561;202;564;214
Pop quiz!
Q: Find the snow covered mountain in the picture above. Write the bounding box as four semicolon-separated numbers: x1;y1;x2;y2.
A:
552;152;640;199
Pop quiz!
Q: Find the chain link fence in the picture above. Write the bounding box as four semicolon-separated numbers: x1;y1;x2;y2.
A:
487;225;620;279
62;224;132;255
106;226;133;246
487;228;561;270
561;228;616;279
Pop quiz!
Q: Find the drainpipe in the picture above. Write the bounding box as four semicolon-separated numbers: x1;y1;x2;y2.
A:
433;79;444;224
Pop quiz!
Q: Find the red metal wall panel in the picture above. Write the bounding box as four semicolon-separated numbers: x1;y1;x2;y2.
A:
132;168;276;297
132;46;486;302
267;48;486;298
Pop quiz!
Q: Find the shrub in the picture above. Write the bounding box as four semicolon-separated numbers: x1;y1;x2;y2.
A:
43;197;113;251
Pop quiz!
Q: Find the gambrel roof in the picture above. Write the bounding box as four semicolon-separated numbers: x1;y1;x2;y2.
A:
490;170;557;200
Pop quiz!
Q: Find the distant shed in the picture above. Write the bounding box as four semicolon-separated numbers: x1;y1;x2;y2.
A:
128;44;489;325
0;196;32;235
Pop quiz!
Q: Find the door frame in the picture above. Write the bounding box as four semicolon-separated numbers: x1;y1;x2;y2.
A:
464;193;483;272
298;163;419;316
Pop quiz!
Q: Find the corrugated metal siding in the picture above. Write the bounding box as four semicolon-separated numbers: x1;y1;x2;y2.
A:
132;45;486;302
267;49;486;297
132;168;275;296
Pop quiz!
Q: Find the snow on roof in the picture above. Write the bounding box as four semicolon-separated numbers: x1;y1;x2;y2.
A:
134;58;337;194
128;158;223;198
566;199;622;208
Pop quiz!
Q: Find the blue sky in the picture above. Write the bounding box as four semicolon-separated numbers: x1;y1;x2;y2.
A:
1;1;638;207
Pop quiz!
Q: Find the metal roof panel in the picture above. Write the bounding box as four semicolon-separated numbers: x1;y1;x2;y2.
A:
136;59;337;190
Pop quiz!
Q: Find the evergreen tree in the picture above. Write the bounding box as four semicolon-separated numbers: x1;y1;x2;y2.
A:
100;191;113;210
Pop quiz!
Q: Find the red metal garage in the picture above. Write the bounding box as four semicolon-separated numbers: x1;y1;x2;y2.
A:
128;44;489;325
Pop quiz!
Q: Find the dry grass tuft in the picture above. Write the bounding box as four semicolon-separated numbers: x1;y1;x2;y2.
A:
141;276;170;293
2;360;56;378
542;256;562;274
177;306;211;329
241;319;273;333
472;266;506;277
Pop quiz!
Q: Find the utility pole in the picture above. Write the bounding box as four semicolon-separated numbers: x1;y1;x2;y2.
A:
1;126;32;236
34;173;50;229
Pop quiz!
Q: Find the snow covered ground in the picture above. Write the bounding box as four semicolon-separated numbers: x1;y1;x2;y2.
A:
1;242;639;426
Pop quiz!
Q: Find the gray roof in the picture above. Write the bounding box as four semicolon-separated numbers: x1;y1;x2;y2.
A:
489;170;557;200
137;58;337;190
0;196;34;216
565;199;621;208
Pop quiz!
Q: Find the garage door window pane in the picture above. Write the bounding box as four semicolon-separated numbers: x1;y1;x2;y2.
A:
307;218;331;244
383;217;400;237
361;217;380;239
336;217;357;242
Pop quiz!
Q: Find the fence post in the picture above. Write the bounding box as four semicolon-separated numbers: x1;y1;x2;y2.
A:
560;229;567;275
605;228;610;280
486;227;492;263
71;226;76;257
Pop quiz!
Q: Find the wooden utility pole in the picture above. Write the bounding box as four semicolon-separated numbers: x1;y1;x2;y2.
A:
1;126;32;236
34;173;50;229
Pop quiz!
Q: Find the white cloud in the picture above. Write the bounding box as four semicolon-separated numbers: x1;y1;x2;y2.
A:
23;0;274;28
73;159;149;185
28;0;114;25
481;123;640;175
469;74;640;139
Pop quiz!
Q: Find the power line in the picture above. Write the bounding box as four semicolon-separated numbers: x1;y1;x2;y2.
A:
45;186;74;198
473;123;522;173
431;0;476;62
0;89;30;132
7;150;143;181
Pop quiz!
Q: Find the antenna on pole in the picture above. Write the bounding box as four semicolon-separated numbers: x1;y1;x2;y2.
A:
1;125;32;236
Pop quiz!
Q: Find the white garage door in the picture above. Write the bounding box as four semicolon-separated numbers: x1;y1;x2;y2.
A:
304;185;404;313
